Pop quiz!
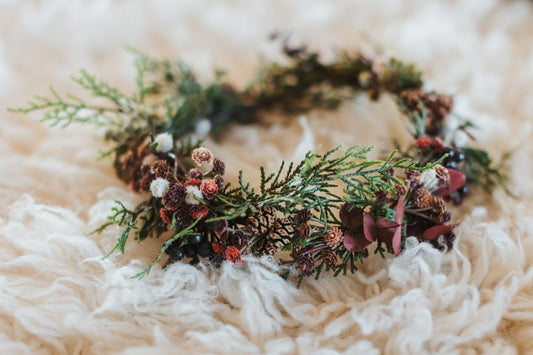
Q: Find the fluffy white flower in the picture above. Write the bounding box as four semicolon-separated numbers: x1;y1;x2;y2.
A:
154;133;174;153
150;178;170;198
185;185;203;205
419;168;439;192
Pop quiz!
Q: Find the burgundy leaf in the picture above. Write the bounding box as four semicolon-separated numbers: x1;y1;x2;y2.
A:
421;224;459;240
363;211;378;242
339;203;364;231
343;230;372;252
436;168;466;196
395;195;404;224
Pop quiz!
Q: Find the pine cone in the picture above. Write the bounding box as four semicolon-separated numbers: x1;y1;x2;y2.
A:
297;254;315;276
163;183;186;211
243;206;277;237
213;158;226;175
324;227;343;248
262;217;295;254
321;249;337;265
173;207;193;228
295;209;312;224
153;160;170;179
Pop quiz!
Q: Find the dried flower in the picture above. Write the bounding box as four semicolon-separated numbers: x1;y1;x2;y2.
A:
150;178;170;198
212;241;224;256
212;158;226;175
160;208;173;224
324;227;343;248
188;168;203;180
190;204;209;219
154;133;174;153
162;183;186;211
200;179;219;200
192;147;214;172
185;185;203;205
184;178;201;187
225;246;244;264
419;168;439;192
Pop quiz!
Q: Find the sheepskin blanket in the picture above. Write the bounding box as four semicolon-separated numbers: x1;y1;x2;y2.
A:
1;1;532;354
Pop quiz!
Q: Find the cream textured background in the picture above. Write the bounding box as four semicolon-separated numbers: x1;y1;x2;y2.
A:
1;1;533;354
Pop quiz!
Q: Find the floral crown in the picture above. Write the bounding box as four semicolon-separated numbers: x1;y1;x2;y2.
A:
11;42;508;282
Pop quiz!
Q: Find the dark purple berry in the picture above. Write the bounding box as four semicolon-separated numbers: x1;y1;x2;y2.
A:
455;150;465;162
197;240;213;257
188;234;203;245
164;241;184;261
445;160;458;170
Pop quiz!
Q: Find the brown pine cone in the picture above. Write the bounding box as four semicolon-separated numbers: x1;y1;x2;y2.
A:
243;206;277;237
153;160;170;179
163;183;186;211
262;217;295;254
188;168;203;180
296;254;315;276
324;227;343;248
295;209;312;224
321;249;337;266
173;207;193;228
213;158;226;175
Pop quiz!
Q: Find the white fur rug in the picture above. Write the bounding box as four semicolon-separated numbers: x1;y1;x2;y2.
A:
2;1;533;354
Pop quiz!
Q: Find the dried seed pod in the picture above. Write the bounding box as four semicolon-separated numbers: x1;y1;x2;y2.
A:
324;227;343;248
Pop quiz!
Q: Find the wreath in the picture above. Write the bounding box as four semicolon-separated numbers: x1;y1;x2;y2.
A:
11;42;509;282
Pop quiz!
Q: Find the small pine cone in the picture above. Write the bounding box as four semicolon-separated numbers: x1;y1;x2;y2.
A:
226;231;247;249
414;188;434;209
173;207;193;228
297;224;312;239
190;204;209;219
188;168;203;180
321;249;337;266
213;158;226;175
214;175;225;190
296;254;315;276
153;160;170;179
324;227;343;248
406;170;421;183
243;206;277;237
395;184;406;198
295;209;312;224
163;183;186;211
